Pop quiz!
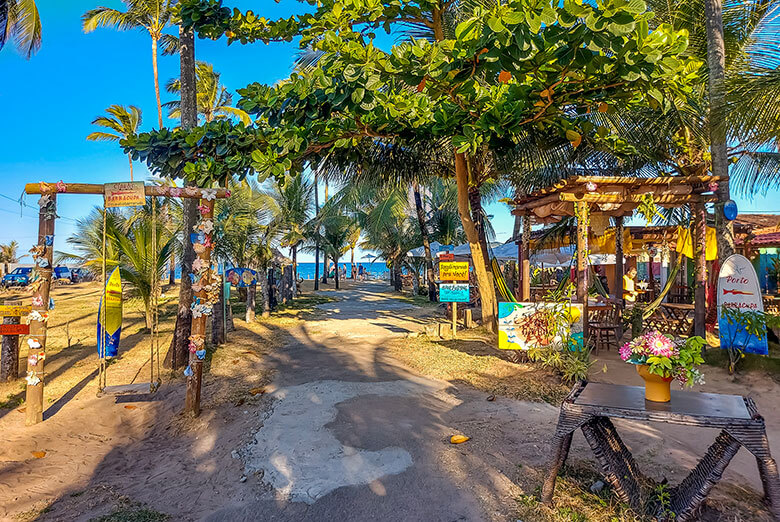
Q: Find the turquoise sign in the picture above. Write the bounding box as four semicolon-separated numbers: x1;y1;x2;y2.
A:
440;283;469;303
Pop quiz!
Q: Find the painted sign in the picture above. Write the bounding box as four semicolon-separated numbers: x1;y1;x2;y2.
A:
0;305;31;317
104;182;146;208
97;268;123;358
718;254;767;355
440;283;470;303
226;267;257;288
498;302;584;351
440;262;469;281
438;253;455;262
0;324;29;335
439;245;454;252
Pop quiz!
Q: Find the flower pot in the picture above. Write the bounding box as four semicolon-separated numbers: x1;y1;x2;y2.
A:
636;364;673;403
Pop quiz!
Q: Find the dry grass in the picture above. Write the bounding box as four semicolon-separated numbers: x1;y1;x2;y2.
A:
386;327;570;404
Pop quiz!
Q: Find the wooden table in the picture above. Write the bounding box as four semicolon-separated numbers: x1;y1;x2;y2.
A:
661;302;695;335
542;382;780;521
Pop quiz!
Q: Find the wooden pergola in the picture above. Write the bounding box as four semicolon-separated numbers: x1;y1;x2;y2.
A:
512;175;726;340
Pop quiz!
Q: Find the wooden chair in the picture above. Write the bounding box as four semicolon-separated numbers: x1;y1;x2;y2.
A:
589;301;622;353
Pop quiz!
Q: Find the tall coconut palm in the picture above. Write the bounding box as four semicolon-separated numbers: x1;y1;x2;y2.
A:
0;0;41;57
319;215;358;290
269;175;313;286
163;61;251;124
0;241;20;275
86;104;142;180
82;0;175;130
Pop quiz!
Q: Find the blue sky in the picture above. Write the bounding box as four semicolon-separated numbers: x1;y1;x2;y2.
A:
1;1;778;263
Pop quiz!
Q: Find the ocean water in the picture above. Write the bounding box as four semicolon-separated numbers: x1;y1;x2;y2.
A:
172;261;389;280
296;261;389;280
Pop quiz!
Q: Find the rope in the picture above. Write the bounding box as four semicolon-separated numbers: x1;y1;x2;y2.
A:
98;207;107;393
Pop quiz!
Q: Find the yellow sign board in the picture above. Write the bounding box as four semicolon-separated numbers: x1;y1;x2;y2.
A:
104;182;146;208
0;305;31;317
440;262;469;281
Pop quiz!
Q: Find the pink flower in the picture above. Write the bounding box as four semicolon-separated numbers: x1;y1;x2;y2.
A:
647;331;674;357
619;342;633;361
56;180;67;193
169;188;183;197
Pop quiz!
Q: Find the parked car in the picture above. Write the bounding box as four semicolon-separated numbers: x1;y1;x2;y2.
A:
53;266;72;283
2;267;33;287
71;268;92;283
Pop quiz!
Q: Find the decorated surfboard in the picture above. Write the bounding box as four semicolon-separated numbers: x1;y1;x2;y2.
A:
97;267;123;358
718;254;767;355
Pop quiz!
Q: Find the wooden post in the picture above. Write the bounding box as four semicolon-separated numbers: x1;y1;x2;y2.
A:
246;281;256;322
693;200;707;338
452;302;457;339
464;308;473;329
575;202;590;342
185;197;214;417
0;301;21;382
521;215;531;301
614;217;624;302
26;194;55;425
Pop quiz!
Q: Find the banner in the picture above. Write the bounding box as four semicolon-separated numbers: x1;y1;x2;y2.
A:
498;302;583;351
439;283;469;303
226;267;257;287
97;267;123;358
718;254;768;355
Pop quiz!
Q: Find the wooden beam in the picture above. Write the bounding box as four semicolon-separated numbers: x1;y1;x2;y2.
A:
25;183;229;199
692;201;707;338
575;202;589;342
560;193;710;204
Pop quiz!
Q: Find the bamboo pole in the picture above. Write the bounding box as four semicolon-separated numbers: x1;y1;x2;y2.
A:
185;198;214;417
575;202;590;343
521;215;531;301
25;183;228;199
615;217;624;302
26;194;56;425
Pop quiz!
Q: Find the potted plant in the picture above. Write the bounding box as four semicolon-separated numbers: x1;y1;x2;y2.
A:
620;331;706;402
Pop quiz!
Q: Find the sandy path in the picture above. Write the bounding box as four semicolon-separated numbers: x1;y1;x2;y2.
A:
1;280;778;520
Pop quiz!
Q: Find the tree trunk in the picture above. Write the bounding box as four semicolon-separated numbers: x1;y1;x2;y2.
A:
413;182;436;301
334;256;340;290
292;244;298;296
0;315;20;382
455;152;497;332
165;25;198;370
314;171;320;291
704;0;734;258
127;153;134;181
246;282;256;322
211;273;225;346
469;185;492;278
169;252;175;285
259;267;270;317
151;36;164;130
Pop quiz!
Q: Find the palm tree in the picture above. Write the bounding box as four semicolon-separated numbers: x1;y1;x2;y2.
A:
56;208;124;274
87;104;142;180
163;61;251;124
0;241;20;275
0;0;41;57
82;0;175;130
319;215;357;290
269;175;313;286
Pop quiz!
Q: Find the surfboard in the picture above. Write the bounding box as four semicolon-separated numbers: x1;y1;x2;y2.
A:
97;267;123;358
717;254;767;355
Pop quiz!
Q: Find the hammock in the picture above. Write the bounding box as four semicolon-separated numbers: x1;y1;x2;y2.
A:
491;257;517;302
642;257;682;320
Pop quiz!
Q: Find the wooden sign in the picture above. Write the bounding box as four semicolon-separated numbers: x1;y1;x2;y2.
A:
104;182;146;208
440;262;469;281
440;283;469;303
0;305;31;317
438;253;455;262
0;324;29;335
